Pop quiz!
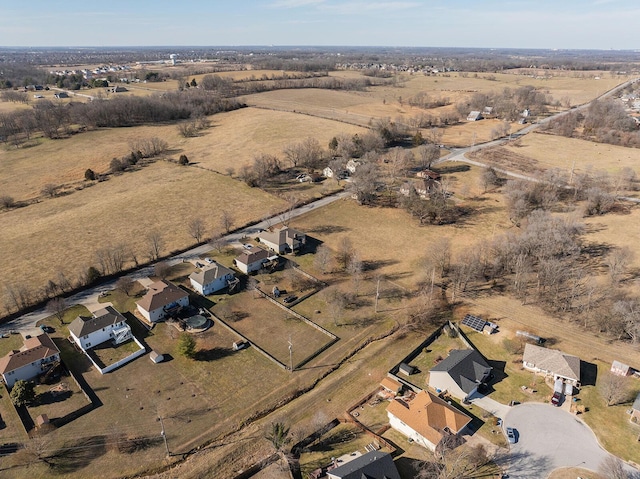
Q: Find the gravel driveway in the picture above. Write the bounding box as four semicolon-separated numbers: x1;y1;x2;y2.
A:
503;403;638;478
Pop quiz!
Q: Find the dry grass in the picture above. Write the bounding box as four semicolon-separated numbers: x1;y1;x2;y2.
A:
178;107;366;173
0;124;179;200
583;207;640;269
290;170;512;289
0;161;285;311
503;132;640;177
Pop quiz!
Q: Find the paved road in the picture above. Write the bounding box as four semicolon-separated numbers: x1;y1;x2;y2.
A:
504;403;638;478
0;191;350;336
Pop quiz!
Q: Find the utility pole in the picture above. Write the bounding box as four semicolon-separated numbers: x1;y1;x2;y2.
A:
374;277;381;313
288;335;293;372
568;160;576;185
158;415;170;457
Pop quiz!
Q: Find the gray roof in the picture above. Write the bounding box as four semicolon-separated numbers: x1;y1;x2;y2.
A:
523;344;581;382
328;451;400;479
69;305;126;338
430;349;492;394
189;261;234;286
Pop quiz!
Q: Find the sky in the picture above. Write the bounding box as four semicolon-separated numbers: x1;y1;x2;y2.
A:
1;0;639;50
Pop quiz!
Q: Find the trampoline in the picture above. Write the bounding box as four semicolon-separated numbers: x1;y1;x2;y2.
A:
184;315;208;329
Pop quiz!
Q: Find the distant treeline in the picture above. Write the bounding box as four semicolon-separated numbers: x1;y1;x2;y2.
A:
0;90;244;144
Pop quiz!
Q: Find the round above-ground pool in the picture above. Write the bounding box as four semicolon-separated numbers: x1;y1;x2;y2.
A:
184;314;208;329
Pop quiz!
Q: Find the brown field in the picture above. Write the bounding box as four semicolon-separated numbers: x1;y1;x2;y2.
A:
176;107;366;173
508;132;640;176
290;167;512;289
0;124;178;200
583;207;640;269
0;161;285;311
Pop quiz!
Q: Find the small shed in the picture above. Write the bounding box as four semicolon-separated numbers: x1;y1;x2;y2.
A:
149;351;164;364
632;393;640;423
380;376;403;394
398;363;415;376
467;111;483;121
611;360;632;377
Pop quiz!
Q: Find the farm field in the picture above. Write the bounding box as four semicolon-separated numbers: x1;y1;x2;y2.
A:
583;207;640;269
502;132;640;178
174;107;366;173
0;161;285;313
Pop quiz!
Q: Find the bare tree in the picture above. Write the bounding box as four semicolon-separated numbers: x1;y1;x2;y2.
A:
277;193;299;227
598;455;630;479
324;289;347;327
335;236;355;270
41;183;58;198
423;237;451;280
346;252;364;294
0;195;15;210
154;262;171;280
146;231;164;261
605;247;633;285
417;143;440;169
600;371;631;407
115;277;135;296
209;235;227;253
220;210;234;234
187;217;206;243
314;245;332;274
46;297;67;325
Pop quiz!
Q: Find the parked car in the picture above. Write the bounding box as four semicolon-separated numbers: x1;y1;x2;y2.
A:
40;325;54;333
506;427;517;444
551;391;562;407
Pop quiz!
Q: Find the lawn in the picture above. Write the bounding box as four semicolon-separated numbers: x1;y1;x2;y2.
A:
458;326;550;405
0;382;28;444
0;333;25;358
0;161;285;314
87;338;144;370
27;378;90;425
404;332;468;390
577;362;640;464
211;291;334;367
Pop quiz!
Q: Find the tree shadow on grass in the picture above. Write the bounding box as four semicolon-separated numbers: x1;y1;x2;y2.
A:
194;347;235;362
49;435;107;474
307;225;350;235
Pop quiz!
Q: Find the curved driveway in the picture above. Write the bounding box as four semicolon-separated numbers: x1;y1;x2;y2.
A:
504;403;636;478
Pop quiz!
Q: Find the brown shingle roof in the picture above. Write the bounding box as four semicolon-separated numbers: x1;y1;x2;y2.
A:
68;305;126;338
235;246;270;266
523;344;580;382
189;261;234;286
136;280;189;312
380;376;402;393
387;390;471;446
0;334;59;375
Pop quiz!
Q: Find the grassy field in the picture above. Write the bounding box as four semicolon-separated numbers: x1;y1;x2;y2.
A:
211;292;333;367
0;161;285;313
583;207;640;269
502;132;640;178
175;107;366;173
289;178;512;290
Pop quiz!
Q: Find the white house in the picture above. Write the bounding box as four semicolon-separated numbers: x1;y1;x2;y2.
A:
387;390;471;451
346;159;362;174
428;349;492;401
522;343;581;394
0;334;60;387
136;280;189;323
258;226;306;254
189;261;236;295
68;305;132;351
233;246;271;274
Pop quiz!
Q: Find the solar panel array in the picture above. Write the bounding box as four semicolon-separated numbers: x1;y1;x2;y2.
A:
461;314;487;332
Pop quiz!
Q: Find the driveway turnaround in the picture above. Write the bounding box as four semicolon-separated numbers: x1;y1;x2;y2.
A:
503;403;636;478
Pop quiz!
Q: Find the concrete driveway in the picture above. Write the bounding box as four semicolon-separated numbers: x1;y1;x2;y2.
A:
503;403;637;478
